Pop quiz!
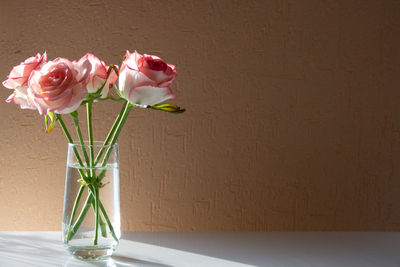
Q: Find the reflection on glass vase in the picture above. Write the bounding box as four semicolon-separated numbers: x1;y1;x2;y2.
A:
62;142;121;260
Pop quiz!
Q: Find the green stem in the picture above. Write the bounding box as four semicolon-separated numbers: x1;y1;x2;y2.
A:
57;114;102;243
97;102;133;182
87;101;94;166
87;101;105;242
58;111;105;243
93;101;128;166
70;111;91;169
99;201;119;241
65;187;107;243
57;115;82;166
68;191;116;242
93;185;99;245
68;192;92;240
99;214;107;238
72;110;99;245
66;102;132;243
102;102;133;167
65;185;85;242
56;115;88;183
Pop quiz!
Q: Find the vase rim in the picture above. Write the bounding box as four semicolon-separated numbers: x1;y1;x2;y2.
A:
68;141;118;148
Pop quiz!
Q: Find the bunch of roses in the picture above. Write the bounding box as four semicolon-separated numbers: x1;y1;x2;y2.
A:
3;51;178;115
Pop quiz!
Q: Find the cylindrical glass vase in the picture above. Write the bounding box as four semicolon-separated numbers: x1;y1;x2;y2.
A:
62;142;121;260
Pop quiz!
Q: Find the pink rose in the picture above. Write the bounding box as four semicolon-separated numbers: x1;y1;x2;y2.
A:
118;50;177;106
3;52;47;89
6;86;36;109
28;58;91;115
4;52;47;110
75;53;118;98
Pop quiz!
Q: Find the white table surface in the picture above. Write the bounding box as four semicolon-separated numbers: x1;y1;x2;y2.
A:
0;232;399;267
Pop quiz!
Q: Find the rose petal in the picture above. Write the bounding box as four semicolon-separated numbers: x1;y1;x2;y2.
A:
119;66;155;99
128;85;176;106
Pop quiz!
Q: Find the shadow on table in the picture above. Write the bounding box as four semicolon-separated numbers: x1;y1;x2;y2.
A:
64;255;173;267
112;255;173;267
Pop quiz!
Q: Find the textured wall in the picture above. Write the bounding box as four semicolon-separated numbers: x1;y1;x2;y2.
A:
0;0;399;231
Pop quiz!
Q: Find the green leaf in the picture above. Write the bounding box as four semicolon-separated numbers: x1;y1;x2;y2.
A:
77;178;89;186
48;111;55;122
44;114;48;128
70;110;78;119
149;104;186;113
43;111;57;133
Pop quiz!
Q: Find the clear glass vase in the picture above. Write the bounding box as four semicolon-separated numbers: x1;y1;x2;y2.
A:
62;142;121;260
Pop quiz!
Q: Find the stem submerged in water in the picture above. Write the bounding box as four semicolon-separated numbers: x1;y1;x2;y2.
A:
59;109;117;244
65;185;85;242
86;101;101;245
63;102;131;244
93;185;99;245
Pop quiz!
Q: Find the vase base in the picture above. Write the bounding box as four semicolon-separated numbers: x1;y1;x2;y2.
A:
68;246;114;261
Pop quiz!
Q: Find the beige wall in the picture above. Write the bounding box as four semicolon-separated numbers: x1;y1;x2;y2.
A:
0;0;399;231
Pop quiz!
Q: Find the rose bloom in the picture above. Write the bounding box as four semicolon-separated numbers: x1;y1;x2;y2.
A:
75;53;118;98
4;52;47;109
118;50;177;106
6;87;36;109
28;58;91;115
3;52;47;90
